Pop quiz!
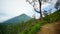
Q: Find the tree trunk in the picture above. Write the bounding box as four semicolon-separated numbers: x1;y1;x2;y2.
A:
39;0;43;22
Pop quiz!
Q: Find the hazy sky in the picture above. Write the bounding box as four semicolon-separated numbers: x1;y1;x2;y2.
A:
0;0;57;22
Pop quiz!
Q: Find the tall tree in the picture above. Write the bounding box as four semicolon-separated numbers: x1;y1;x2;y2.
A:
55;0;60;10
26;0;43;21
48;9;52;15
43;10;48;16
26;0;53;22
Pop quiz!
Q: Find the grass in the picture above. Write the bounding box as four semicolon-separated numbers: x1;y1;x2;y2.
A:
20;21;42;34
20;10;60;34
1;10;60;34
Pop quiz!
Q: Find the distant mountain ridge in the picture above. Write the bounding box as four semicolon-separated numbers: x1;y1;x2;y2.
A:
2;14;31;24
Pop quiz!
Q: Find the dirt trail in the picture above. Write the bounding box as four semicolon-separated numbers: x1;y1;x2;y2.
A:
37;21;60;34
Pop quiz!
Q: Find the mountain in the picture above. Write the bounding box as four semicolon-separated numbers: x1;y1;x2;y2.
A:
2;14;31;24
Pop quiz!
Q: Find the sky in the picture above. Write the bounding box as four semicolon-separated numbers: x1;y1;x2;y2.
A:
0;0;57;23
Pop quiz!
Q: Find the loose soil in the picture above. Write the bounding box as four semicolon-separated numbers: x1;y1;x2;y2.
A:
37;21;60;34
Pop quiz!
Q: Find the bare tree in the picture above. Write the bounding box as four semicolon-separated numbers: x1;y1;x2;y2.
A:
26;0;53;22
26;0;43;21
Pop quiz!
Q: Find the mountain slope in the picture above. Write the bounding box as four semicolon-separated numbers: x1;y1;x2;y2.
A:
43;10;60;23
37;10;60;34
2;14;31;24
20;10;60;34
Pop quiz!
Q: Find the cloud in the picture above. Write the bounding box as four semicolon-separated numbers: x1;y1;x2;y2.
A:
0;0;57;22
0;16;12;23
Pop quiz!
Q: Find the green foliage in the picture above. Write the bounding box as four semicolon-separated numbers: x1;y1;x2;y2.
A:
43;10;48;17
1;19;37;34
43;10;60;24
1;10;60;34
55;1;60;9
28;23;41;34
20;21;42;34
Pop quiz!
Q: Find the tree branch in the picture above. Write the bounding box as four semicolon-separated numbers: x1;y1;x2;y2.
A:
34;8;40;13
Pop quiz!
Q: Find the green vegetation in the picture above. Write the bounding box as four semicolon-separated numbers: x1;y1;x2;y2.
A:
0;10;60;34
43;10;60;24
20;21;42;34
1;19;39;34
20;10;60;34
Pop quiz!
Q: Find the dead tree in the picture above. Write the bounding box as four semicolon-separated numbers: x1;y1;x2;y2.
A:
26;0;43;22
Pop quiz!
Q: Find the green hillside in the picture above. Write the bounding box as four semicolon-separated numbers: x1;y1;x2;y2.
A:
20;10;60;34
43;10;60;23
0;10;60;34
